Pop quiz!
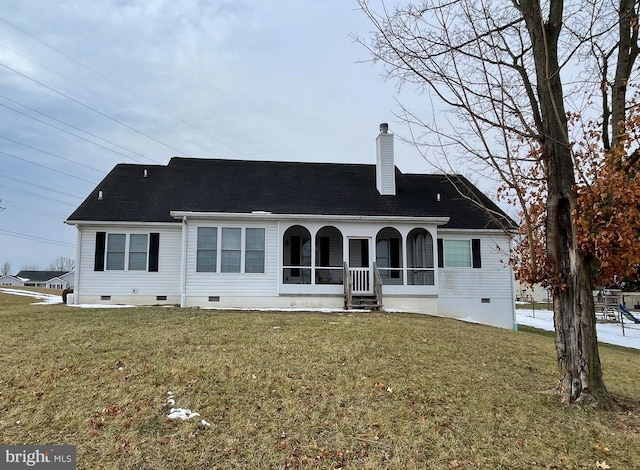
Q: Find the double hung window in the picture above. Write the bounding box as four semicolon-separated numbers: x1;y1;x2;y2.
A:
196;227;265;273
437;239;482;268
94;232;159;271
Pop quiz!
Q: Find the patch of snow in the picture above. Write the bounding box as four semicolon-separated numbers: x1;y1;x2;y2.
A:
68;304;137;308
517;308;640;350
0;288;62;304
200;419;211;427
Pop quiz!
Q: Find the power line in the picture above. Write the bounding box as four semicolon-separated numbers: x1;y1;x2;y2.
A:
0;184;77;206
1;150;98;184
3;200;68;220
0;100;153;165
1;174;83;199
0;228;75;248
0;60;182;159
0;16;241;157
0;133;104;174
0;42;217;156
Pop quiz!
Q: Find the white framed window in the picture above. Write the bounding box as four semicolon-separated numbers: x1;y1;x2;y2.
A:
196;226;265;274
128;234;148;271
95;232;159;272
443;240;471;267
245;228;265;273
196;227;218;272
438;239;481;268
106;234;126;270
221;227;242;273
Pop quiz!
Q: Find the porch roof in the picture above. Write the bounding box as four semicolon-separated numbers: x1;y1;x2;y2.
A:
66;157;514;230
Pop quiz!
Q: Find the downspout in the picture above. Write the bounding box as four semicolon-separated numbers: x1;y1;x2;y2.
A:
180;216;188;307
73;226;82;305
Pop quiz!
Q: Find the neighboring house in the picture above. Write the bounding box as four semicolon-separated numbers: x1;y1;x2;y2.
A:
15;270;74;289
65;124;517;329
0;274;24;286
514;280;550;303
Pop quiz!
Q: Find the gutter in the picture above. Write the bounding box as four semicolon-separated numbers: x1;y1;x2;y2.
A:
169;211;451;225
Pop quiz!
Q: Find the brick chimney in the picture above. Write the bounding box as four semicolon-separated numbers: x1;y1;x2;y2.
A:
376;123;395;195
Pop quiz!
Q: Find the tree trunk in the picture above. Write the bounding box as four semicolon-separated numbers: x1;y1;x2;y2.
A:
520;0;610;405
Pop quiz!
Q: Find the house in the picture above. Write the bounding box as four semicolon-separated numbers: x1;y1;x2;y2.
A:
0;274;24;286
514;280;550;303
65;124;517;329
14;270;75;289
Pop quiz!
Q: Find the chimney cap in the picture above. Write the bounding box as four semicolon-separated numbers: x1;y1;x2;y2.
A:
379;122;389;133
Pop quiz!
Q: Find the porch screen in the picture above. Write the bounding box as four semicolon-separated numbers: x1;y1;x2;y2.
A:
407;229;434;285
283;225;311;284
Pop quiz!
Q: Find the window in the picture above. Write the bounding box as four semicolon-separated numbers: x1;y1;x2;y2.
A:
245;228;265;273
407;228;434;285
196;227;217;272
221;228;242;273
444;240;471;267
197;226;265;274
94;232;160;272
437;238;481;268
128;234;148;271
106;234;126;270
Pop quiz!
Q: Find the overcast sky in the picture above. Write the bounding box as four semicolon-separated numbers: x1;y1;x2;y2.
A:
0;0;463;272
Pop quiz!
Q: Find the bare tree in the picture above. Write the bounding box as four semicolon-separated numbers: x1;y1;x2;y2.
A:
356;0;638;406
21;264;39;271
1;261;11;275
48;256;76;272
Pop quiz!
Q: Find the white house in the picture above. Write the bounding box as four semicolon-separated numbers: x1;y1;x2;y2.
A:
0;274;24;286
65;124;517;329
13;270;74;289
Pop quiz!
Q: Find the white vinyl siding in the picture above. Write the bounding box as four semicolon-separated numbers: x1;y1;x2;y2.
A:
185;221;278;298
76;225;182;300
438;233;511;298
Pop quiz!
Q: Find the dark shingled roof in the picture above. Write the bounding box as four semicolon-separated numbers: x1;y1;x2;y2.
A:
66;157;514;230
16;270;70;282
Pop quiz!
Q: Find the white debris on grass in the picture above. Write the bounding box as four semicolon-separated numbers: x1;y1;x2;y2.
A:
166;391;203;422
200;419;211;427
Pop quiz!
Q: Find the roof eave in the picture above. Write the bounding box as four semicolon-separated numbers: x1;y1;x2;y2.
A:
170;211;451;225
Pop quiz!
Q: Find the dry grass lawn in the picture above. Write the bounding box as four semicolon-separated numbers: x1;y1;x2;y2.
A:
0;288;639;469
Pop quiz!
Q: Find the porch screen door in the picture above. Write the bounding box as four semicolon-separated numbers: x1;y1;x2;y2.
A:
349;238;372;294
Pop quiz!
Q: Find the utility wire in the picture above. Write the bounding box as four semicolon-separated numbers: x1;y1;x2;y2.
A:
0;16;240;157
0;228;75;248
0;100;153;165
3;200;68;220
1;168;92;197
0;61;182;159
1;150;98;184
0;42;216;156
0;133;104;173
0;184;77;206
1;174;83;199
